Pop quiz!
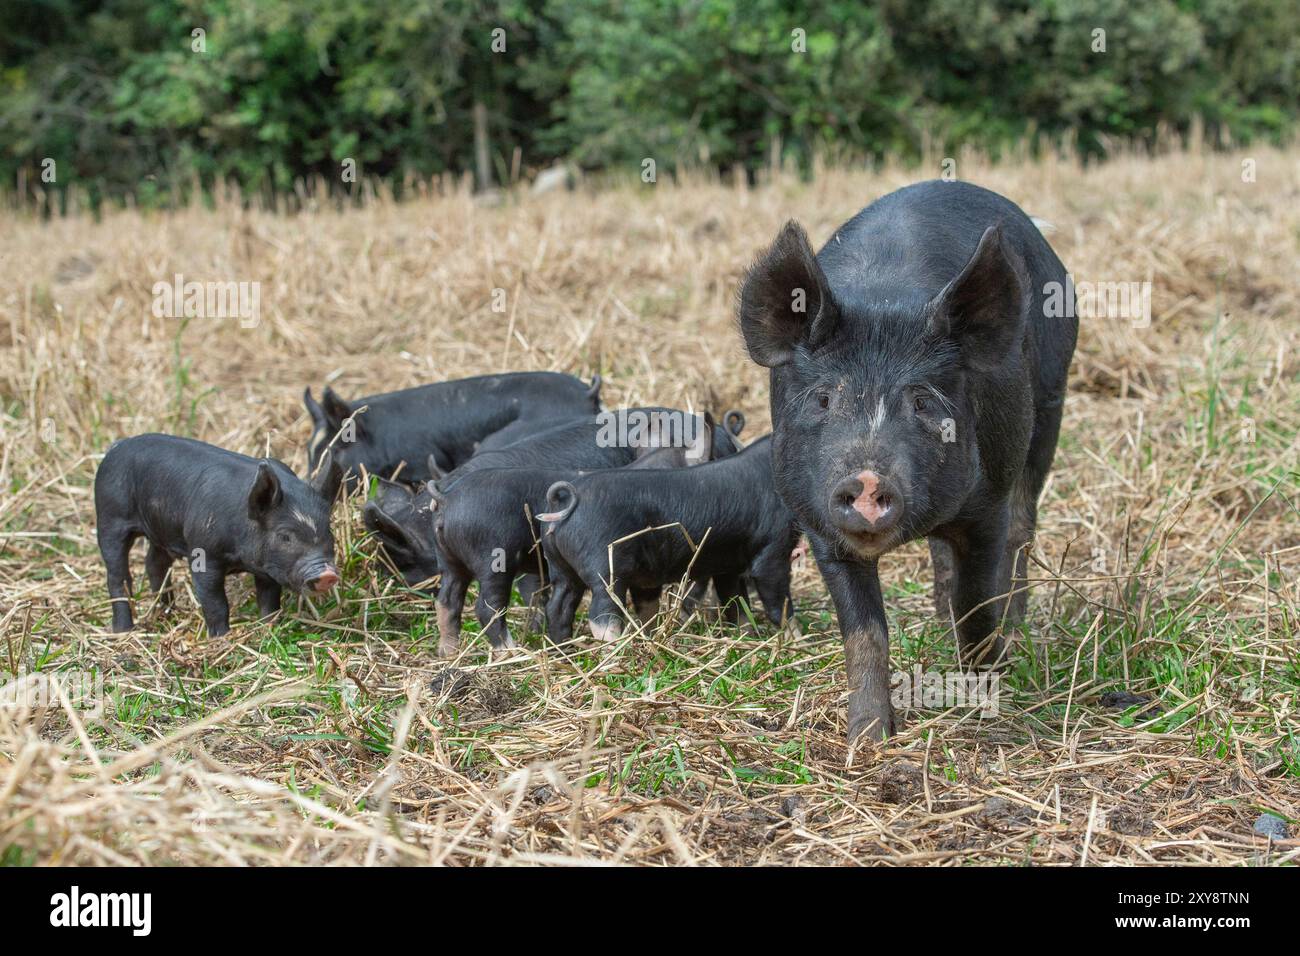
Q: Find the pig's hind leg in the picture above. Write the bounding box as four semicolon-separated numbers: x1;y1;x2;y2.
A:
997;491;1036;627
586;571;627;643
435;563;471;658
144;541;176;612
474;568;517;651
99;523;138;633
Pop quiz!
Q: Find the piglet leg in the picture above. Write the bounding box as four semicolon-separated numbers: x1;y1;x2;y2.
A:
475;573;517;652
100;524;136;633
193;569;231;638
254;574;283;619
587;577;626;643
145;541;175;611
436;567;470;658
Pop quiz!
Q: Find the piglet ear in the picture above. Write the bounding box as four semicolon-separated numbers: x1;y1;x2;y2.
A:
738;220;839;367
309;448;344;504
248;462;283;520
926;224;1028;370
363;501;414;552
304;387;326;427
320;387;356;434
373;476;413;510
695;411;718;462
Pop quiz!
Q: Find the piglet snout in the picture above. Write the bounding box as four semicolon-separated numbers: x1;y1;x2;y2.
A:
309;567;340;593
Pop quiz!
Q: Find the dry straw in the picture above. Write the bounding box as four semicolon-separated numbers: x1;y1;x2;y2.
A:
0;142;1296;865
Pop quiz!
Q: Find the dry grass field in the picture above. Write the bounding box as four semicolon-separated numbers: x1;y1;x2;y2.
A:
1;144;1297;866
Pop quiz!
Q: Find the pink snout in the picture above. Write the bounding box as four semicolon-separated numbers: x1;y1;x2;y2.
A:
830;470;901;534
310;567;340;593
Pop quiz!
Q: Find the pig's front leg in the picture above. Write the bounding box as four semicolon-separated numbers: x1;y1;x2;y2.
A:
943;503;1012;669
713;574;751;626
193;567;232;637
929;536;955;621
630;587;662;624
811;537;894;742
254;574;283;619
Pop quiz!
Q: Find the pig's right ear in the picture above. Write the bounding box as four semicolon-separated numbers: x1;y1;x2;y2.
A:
738;221;838;367
304;387;326;427
309;449;345;504
248;462;284;520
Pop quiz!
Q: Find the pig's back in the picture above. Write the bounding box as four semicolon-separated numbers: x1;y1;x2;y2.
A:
95;434;264;549
820;180;1063;300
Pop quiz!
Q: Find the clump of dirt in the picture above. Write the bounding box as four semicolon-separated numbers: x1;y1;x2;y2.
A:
878;764;925;804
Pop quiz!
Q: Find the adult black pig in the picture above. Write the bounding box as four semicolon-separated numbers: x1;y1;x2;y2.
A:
738;180;1076;742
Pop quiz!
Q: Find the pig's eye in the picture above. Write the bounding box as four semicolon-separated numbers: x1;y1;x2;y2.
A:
914;395;929;413
816;392;830;410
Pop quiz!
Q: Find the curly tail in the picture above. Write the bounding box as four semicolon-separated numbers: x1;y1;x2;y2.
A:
723;409;746;437
538;480;578;524
425;479;447;511
586;374;603;400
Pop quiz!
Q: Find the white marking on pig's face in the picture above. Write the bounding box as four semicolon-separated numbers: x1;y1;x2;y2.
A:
868;397;888;433
292;509;317;533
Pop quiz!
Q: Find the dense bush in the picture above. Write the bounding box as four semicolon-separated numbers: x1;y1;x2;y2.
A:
2;0;1295;206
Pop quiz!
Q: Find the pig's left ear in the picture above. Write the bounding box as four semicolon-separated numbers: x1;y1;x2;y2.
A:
303;387;326;427
926;224;1029;369
248;462;284;520
738;220;839;367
